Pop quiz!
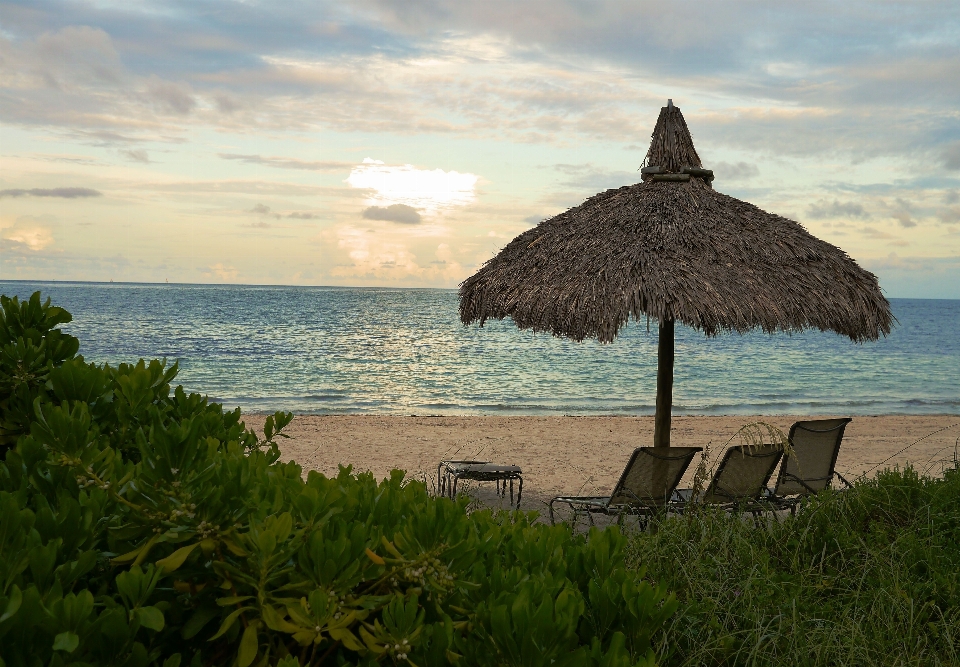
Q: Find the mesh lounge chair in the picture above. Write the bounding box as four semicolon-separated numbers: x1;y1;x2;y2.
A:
549;447;702;528
765;417;853;513
674;444;783;510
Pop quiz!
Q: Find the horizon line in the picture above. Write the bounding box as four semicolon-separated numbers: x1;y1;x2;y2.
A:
0;278;956;301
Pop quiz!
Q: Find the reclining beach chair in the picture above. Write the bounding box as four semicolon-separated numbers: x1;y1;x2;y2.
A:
674;444;783;510
765;417;853;513
549;447;702;528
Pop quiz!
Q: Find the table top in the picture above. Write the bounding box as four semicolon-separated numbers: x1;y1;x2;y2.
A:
439;460;523;475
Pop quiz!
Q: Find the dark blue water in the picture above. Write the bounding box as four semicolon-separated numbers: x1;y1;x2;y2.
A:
2;281;958;416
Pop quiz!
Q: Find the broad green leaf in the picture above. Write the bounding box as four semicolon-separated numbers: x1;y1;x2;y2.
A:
260;604;300;633
217;595;253;606
209;607;251;641
238;622;259;667
137;606;165;631
52;631;80;653
329;627;364;652
112;535;159;565
156;543;199;573
359;625;384;654
0;585;22;623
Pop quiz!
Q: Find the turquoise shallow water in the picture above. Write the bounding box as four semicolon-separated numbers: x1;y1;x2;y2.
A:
2;281;958;416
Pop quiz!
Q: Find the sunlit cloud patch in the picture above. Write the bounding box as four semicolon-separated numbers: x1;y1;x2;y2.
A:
346;158;478;214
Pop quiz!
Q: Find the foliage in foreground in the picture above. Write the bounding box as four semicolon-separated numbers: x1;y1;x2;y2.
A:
631;462;960;666
0;291;676;666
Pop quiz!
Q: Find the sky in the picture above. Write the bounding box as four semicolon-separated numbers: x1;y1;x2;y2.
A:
1;1;959;298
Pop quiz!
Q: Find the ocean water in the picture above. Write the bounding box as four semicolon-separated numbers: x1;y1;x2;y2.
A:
1;281;958;416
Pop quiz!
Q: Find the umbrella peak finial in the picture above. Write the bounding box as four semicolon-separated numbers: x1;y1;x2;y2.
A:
642;102;703;178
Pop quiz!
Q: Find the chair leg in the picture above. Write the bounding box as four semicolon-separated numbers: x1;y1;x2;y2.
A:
516;478;523;509
549;499;557;525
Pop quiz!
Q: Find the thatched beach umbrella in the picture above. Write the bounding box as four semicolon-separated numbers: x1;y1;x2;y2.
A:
459;100;893;447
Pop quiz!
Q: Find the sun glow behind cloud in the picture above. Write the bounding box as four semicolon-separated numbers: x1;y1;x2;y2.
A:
346;159;478;214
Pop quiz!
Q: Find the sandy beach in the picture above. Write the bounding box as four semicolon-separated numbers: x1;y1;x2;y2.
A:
243;414;960;512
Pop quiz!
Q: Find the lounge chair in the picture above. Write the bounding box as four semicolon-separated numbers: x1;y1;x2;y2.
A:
674;444;783;509
548;446;702;528
765;417;853;513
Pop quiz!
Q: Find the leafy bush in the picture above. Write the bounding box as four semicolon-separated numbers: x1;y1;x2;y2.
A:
0;292;676;667
630;462;960;666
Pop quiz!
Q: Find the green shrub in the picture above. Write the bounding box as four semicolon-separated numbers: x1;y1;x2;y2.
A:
629;463;960;666
0;292;676;667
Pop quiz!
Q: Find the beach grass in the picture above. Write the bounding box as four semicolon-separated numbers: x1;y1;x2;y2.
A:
626;462;960;666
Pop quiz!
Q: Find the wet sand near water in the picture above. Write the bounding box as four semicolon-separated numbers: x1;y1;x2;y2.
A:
243;414;960;514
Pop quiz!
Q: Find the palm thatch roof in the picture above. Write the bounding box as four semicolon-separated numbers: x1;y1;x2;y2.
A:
460;102;892;344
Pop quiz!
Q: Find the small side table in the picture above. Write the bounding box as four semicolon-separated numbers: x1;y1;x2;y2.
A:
437;460;524;509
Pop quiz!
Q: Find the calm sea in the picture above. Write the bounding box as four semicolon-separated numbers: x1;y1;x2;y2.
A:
2;281;958;416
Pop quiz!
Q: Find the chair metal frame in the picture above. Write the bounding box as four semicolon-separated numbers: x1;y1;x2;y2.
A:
691;443;784;508
764;417;853;514
549;447;702;529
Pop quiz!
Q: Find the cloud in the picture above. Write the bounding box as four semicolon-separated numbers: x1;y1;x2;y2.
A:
943;142;960;170
860;226;907;245
3;3;958;164
552;163;637;192
347;158;477;212
33;25;124;86
806;199;868;220
213;93;243;113
219;153;352;172
523;214;545;224
890;197;917;228
0;187;102;198
893;211;917;228
203;263;239;281
247;205;320;220
141;181;325;196
938;205;960;224
2;218;54;251
120;149;150;163
146;77;196;115
362;204;422;224
713;161;759;181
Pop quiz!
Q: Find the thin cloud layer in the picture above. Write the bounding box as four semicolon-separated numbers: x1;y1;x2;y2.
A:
0;187;102;198
362;204;421;224
220;154;352;172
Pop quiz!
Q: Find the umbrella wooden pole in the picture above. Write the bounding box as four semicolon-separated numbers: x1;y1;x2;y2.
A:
654;318;675;448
